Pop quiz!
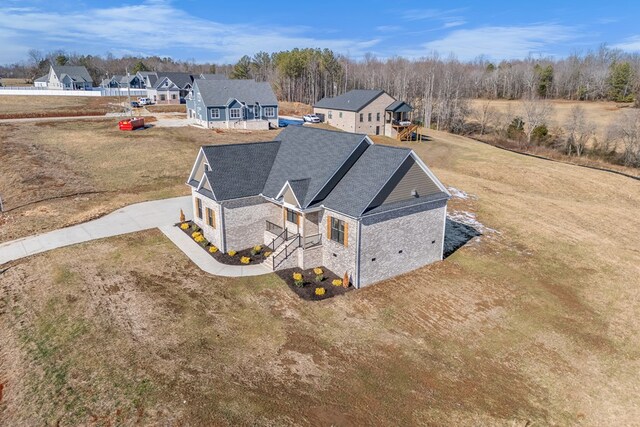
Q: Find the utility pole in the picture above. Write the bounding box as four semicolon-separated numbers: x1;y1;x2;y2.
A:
126;66;132;117
0;194;4;212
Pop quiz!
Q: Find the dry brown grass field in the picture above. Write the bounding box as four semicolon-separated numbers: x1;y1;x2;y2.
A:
146;104;187;113
469;99;632;141
0;78;31;87
1;121;639;425
0;96;123;119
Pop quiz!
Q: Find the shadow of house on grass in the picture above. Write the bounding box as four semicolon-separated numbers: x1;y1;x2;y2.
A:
443;218;482;258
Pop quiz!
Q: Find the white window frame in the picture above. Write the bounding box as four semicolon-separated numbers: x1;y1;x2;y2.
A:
264;106;275;118
211;108;220;119
230;108;241;119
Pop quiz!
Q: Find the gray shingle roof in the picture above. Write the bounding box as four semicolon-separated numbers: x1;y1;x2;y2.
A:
321;145;410;217
262;126;368;207
200;73;228;80
287;178;310;205
194;79;277;106
153;72;194;89
201;141;281;200
51;65;93;83
386;100;413;112
190;126;447;218
314;89;387;112
34;75;48;82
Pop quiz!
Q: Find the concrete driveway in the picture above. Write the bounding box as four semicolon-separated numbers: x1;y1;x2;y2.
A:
0;196;191;265
0;196;272;278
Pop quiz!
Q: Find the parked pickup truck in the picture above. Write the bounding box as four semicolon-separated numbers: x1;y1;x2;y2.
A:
137;97;152;105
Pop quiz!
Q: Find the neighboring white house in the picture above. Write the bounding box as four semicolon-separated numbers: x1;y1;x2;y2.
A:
187;126;450;288
36;64;94;90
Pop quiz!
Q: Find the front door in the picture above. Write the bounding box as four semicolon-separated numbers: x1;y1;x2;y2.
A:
375;126;380;135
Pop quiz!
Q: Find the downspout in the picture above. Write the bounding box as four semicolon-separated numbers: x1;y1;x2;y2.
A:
440;202;447;260
220;204;227;253
355;220;362;289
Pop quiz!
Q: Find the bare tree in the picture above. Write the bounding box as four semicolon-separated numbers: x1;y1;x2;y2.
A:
472;100;497;135
611;109;640;166
562;105;595;156
520;95;553;146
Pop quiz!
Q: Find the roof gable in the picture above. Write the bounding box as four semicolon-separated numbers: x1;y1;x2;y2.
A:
386;100;413;112
261;126;368;207
314;89;389;112
51;65;93;83
200;141;281;200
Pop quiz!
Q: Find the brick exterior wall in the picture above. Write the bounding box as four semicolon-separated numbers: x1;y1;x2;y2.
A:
192;189;223;250
320;210;358;285
358;200;447;287
222;196;281;252
314;108;357;133
354;92;395;135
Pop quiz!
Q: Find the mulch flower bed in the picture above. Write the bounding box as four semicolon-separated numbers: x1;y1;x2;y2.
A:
176;221;270;266
275;267;353;301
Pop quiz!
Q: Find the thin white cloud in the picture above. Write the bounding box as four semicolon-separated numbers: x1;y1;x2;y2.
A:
443;21;466;29
401;8;466;22
402;24;581;60
0;1;381;63
612;35;640;51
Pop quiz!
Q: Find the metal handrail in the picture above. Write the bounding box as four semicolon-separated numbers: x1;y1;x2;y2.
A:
266;220;283;235
303;233;322;249
267;228;288;252
273;234;300;269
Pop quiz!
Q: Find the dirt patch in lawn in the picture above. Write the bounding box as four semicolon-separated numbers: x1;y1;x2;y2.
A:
276;267;352;301
0;96;121;119
146;104;186;113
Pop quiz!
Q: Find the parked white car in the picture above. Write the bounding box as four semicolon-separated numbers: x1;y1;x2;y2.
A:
303;114;321;123
138;97;152;105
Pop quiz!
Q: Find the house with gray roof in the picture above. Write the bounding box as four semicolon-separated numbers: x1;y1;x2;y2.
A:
187;126;449;288
100;74;144;89
314;89;416;140
134;71;196;104
186;79;278;130
40;64;94;90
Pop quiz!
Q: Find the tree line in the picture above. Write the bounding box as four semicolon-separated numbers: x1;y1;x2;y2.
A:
1;45;639;166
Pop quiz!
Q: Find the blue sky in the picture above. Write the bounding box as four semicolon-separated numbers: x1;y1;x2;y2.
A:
1;0;639;65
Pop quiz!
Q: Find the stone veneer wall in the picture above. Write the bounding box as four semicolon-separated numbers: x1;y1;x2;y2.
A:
192;189;223;250
222;196;281;252
358;200;447;287
320;210;358;285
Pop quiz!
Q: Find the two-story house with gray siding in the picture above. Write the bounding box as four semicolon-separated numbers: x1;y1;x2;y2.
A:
186;79;278;130
187;126;449;288
314;89;415;139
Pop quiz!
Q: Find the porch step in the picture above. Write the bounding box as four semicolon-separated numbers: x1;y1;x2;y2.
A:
265;234;300;271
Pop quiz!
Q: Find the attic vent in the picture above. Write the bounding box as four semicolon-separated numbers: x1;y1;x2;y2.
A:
411;189;418;197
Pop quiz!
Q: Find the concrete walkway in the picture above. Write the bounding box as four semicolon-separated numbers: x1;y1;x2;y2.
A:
159;226;270;277
0;196;270;277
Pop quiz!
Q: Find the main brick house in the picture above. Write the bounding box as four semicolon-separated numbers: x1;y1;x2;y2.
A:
313;89;416;139
187;126;449;288
186;79;278;130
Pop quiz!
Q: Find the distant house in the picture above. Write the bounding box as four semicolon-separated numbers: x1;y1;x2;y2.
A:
314;89;415;139
186;79;278;130
136;71;195;104
187;126;449;288
34;75;48;87
40;64;94;90
99;74;144;89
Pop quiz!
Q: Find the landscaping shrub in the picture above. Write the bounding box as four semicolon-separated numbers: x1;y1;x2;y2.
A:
192;231;202;239
293;272;304;287
180;223;189;230
240;256;250;264
315;287;326;296
194;234;205;243
332;279;343;286
264;251;272;257
250;245;262;256
228;250;237;256
314;267;324;282
191;224;201;233
209;245;218;253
